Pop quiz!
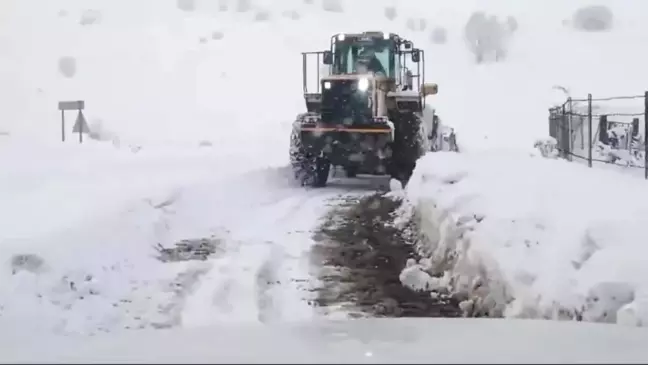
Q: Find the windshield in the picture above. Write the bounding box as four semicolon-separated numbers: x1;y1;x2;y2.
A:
333;38;395;77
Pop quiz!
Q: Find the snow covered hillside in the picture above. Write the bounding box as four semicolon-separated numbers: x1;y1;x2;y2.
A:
2;0;648;343
5;0;648;149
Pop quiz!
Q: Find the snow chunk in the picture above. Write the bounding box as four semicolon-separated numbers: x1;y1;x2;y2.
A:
617;294;648;327
398;258;448;291
388;178;403;193
582;282;635;323
399;259;446;292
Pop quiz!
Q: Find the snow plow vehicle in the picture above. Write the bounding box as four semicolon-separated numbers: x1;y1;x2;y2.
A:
290;31;444;187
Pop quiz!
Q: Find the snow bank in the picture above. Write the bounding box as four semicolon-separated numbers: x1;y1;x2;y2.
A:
402;151;648;326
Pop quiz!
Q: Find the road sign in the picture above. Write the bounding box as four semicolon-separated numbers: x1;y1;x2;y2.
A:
58;100;85;111
72;110;90;134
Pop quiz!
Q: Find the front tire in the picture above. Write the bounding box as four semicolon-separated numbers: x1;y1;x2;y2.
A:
312;157;330;187
290;129;330;188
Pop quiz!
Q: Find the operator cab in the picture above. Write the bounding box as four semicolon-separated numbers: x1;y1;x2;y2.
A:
331;32;397;77
321;31;424;90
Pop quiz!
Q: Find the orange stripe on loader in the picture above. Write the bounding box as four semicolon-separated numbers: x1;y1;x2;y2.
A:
301;127;391;134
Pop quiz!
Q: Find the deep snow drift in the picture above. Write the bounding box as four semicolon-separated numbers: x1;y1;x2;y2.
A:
401;151;648;326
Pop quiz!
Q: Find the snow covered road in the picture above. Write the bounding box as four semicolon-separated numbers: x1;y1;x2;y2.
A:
0;141;406;333
0;142;353;333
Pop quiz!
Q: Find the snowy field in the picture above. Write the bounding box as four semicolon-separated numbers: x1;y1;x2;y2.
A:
1;0;648;360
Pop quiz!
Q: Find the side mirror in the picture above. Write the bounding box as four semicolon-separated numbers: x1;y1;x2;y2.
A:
323;51;333;65
411;49;420;63
422;83;438;96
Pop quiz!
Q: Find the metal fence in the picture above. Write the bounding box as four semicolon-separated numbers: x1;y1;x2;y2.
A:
548;92;648;179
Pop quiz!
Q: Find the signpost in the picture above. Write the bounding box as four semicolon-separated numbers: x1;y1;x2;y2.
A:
58;100;89;143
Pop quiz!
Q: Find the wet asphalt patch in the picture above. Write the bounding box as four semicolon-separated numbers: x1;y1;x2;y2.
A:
310;193;462;318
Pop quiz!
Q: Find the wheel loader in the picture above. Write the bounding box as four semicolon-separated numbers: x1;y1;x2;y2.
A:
290;31;442;188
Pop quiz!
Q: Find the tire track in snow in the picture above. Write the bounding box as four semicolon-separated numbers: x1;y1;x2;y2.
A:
142;168;389;327
178;180;376;326
180;240;268;325
180;193;326;325
254;242;284;323
151;262;212;329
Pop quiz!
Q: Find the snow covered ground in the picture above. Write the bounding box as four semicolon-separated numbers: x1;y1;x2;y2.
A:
3;318;648;363
0;140;345;334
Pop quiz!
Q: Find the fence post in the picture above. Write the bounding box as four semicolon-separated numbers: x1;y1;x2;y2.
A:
599;115;608;144
566;98;572;161
561;102;567;160
587;93;593;168
644;91;648;180
61;110;66;142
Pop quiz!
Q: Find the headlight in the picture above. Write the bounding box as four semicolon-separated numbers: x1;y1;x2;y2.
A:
357;77;369;92
323;81;331;89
